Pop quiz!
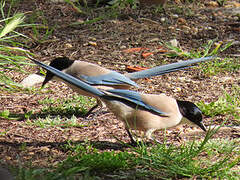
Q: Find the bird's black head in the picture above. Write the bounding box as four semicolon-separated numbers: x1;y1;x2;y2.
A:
177;100;206;132
42;57;74;87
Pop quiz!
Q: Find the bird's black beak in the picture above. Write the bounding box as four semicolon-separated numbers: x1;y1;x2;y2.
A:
41;72;53;88
42;80;48;88
198;121;207;132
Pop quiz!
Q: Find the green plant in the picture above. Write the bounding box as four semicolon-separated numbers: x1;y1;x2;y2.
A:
0;128;8;136
67;0;138;27
26;115;86;128
111;0;137;8
23;95;95;128
133;125;239;179
199;57;240;76
165;40;232;58
65;0;85;14
38;95;94;117
28;11;55;43
0;1;33;91
10;125;240;179
198;86;240;121
217;0;227;6
0;109;34;120
0;109;10;119
0;0;21;23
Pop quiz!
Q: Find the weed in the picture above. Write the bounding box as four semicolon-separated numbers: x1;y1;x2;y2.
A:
0;108;34;120
26;115;85;128
199;57;240;76
165;40;232;58
216;0;228;6
21;95;94;128
38;95;94;117
28;11;55;43
0;128;8;136
198;86;240;121
65;0;86;14
19;142;27;151
0;109;10;119
67;0;138;26
0;1;32;91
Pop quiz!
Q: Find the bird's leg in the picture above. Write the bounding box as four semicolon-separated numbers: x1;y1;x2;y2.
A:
83;104;99;117
146;129;161;144
126;128;137;145
84;99;110;121
83;98;103;118
145;129;155;140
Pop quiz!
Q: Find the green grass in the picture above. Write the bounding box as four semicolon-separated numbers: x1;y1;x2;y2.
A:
0;0;34;91
0;95;95;121
65;0;86;14
28;10;55;43
9;126;240;179
65;0;139;26
24;95;95;127
25;115;86;128
0;108;35;121
38;95;95;117
216;0;228;6
198;86;240;122
199;57;240;76
131;126;239;179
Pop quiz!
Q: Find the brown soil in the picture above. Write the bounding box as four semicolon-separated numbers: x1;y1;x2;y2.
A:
0;0;239;171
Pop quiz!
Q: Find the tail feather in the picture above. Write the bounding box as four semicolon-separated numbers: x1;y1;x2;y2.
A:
144;65;192;76
126;56;214;80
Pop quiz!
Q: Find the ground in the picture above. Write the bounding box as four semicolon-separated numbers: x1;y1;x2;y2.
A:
0;0;240;176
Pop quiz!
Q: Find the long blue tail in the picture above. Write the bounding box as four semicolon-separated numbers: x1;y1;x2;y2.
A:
126;56;214;79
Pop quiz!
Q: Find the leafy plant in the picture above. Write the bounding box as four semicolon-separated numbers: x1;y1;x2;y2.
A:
0;109;10;118
0;1;32;91
198;86;240;121
165;40;232;58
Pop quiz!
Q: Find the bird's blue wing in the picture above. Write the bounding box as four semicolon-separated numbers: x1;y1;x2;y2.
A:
126;56;214;79
106;89;168;116
80;71;139;87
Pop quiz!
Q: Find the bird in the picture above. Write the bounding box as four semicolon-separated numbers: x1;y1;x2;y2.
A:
35;56;213;116
30;58;207;144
